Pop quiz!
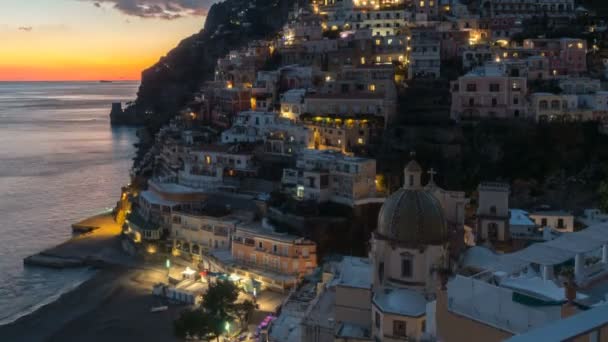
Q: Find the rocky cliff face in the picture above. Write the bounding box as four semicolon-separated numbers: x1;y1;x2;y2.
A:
131;0;299;133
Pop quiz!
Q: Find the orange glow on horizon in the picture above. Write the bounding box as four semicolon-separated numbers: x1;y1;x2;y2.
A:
0;0;205;81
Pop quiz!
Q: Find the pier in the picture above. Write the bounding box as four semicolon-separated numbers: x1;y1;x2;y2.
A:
23;213;134;269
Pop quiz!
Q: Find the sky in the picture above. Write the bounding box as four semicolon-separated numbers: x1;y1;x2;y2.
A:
0;0;215;81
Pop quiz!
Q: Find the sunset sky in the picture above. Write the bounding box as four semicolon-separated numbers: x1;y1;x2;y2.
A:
0;0;215;81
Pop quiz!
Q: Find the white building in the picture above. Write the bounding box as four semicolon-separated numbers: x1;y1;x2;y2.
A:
171;207;255;260
280;88;307;121
529;211;575;233
281;150;381;206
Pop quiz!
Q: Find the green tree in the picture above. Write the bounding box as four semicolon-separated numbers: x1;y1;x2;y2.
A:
234;300;256;329
174;280;256;339
202;279;240;323
173;309;223;341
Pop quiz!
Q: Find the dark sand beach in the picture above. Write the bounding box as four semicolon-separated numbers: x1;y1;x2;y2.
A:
0;213;184;342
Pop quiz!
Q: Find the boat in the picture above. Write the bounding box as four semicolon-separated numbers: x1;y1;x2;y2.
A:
99;80;113;83
150;305;168;312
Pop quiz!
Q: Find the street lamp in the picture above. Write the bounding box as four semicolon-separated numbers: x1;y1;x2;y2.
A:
166;258;171;282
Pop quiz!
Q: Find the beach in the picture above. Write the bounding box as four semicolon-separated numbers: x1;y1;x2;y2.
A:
0;267;184;342
0;211;186;342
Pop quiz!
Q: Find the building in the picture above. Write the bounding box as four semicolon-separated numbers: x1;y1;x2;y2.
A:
304;92;396;128
281;150;382;207
450;64;527;121
522;38;587;76
529;211;575;233
212;220;318;291
280;88;307;121
272;158;463;342
480;0;576;19
171;206;255;261
476;182;511;243
125;180;207;242
179;144;256;190
408;28;441;79
436;222;608;341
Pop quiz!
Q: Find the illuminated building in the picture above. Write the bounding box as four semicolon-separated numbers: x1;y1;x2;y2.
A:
281;149;382;207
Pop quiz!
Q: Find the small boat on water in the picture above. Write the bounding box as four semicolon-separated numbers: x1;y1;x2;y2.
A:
99;80;112;83
150;305;168;313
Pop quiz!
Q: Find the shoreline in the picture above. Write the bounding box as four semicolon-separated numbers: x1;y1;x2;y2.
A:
0;268;122;340
0;268;96;327
0;264;183;342
0;212;183;342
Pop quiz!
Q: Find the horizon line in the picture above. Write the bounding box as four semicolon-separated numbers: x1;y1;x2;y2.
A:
0;79;141;82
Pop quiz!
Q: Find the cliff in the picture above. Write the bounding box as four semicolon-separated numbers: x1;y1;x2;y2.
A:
130;0;300;132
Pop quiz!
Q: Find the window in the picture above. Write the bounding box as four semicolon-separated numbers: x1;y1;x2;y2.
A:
421;320;426;333
468;98;475;106
541;218;548;226
489;84;500;92
513;97;519;105
557;218;564;228
492;98;497;107
401;258;412;278
466;83;477;92
258;241;263;249
490;205;497;215
488;222;498;240
273;244;278;253
375;311;381;329
393;320;407;337
409;174;414;187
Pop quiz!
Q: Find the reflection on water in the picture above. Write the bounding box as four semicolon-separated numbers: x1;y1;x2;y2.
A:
0;81;139;325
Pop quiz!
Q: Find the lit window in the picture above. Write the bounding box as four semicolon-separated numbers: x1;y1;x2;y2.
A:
577;42;583;49
360;57;366;64
376;39;381;45
357;138;364;144
296;185;305;199
369;84;376;92
205;155;212;164
419;0;425;7
376;56;381;63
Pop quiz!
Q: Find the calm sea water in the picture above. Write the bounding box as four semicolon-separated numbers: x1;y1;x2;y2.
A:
0;81;139;325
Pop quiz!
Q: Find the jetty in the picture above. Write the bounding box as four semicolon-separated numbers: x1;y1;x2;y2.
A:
24;212;134;269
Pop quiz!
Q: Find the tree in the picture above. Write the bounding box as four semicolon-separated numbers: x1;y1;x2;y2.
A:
173;309;223;341
234;300;257;329
202;279;240;323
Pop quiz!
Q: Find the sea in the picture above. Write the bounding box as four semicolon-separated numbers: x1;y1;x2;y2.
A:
0;81;139;325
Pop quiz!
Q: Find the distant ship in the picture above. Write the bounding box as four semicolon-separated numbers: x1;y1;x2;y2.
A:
99;80;113;83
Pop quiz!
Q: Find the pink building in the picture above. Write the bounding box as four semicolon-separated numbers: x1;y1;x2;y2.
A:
450;64;527;121
523;38;587;76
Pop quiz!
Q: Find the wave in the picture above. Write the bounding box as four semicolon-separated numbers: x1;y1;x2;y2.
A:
0;269;96;326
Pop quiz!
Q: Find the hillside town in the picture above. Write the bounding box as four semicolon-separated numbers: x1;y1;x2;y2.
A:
110;0;608;341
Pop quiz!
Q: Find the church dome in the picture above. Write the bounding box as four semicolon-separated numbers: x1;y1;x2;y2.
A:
377;188;447;245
